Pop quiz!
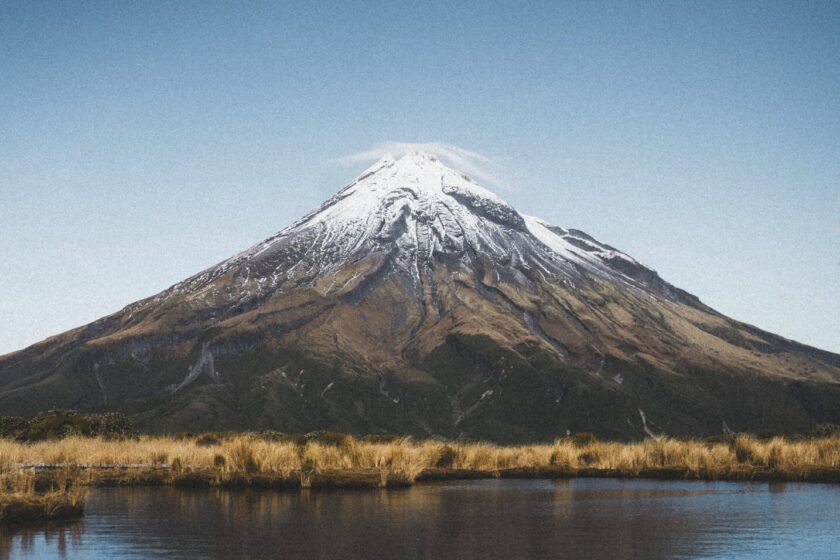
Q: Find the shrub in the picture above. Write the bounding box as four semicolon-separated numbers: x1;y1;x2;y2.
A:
150;452;168;465
644;441;666;466
301;457;316;473
251;430;287;442
310;432;355;447
23;411;90;441
0;416;28;438
702;434;736;447
548;450;572;466
195;434;221;447
569;432;598;448
812;423;840;438
766;444;784;470
7;410;136;441
362;434;405;444
228;443;260;474
88;412;136;439
577;450;600;466
733;436;757;464
280;433;308;446
299;456;316;488
435;445;458;468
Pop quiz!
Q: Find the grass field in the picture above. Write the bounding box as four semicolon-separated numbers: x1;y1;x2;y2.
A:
2;433;839;491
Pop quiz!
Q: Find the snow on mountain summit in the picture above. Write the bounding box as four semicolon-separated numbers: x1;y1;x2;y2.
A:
166;151;687;307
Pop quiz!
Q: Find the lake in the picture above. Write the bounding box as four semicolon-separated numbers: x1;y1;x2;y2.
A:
2;479;838;559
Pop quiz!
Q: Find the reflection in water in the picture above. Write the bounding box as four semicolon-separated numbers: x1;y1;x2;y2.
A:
1;479;838;559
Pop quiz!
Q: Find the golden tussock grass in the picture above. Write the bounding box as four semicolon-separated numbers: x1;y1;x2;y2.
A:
1;434;839;490
0;466;86;524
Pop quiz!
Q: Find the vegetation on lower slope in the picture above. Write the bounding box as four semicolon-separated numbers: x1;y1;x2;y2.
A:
0;410;135;441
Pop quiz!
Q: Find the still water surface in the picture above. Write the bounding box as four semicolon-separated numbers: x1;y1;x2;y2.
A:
2;479;838;559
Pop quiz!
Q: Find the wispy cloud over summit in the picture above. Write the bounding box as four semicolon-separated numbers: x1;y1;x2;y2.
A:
334;142;509;188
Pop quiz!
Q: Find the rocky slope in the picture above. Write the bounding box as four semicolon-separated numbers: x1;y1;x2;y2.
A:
2;152;839;441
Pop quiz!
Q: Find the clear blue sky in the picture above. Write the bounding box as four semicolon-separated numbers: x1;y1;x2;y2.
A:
1;1;838;354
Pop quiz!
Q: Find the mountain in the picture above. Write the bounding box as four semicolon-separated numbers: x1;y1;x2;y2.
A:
2;151;839;441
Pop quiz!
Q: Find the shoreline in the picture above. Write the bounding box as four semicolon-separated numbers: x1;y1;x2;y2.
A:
16;462;840;491
3;440;838;525
2;433;838;502
0;494;83;526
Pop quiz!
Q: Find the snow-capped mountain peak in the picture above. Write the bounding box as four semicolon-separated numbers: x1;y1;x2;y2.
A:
166;151;690;309
5;151;839;440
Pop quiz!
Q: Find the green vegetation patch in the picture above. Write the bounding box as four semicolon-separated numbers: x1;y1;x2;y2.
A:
0;410;136;441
